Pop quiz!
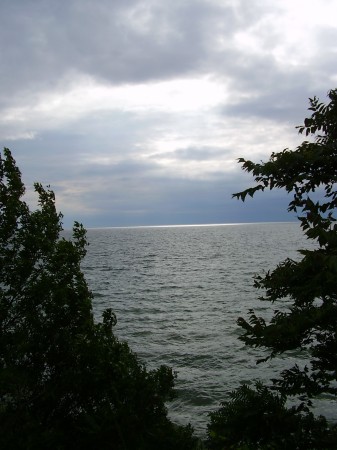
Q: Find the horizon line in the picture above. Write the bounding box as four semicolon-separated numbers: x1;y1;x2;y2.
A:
83;220;297;231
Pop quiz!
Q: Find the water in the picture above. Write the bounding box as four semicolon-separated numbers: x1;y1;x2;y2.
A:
81;222;318;436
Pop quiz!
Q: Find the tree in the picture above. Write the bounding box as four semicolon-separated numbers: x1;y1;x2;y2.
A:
208;89;337;449
0;148;197;449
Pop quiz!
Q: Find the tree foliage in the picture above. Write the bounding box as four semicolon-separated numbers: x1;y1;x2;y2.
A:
208;89;337;449
0;148;197;449
208;382;334;450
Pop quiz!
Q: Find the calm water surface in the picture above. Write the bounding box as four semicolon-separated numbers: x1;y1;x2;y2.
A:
81;222;326;436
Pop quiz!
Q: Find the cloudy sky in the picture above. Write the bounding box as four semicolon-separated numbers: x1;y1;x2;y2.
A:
1;0;336;227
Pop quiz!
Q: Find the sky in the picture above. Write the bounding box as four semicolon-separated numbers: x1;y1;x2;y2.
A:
1;0;337;228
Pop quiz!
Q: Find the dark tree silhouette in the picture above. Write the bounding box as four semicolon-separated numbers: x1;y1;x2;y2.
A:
0;148;197;450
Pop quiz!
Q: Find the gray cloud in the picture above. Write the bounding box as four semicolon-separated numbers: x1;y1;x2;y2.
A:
0;0;238;104
219;83;314;125
1;0;333;119
1;0;336;226
61;171;294;228
151;146;229;162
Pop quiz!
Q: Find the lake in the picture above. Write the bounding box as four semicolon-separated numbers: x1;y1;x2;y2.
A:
81;222;325;436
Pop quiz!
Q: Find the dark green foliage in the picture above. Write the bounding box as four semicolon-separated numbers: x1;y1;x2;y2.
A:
208;382;336;450
0;148;197;449
208;89;337;449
